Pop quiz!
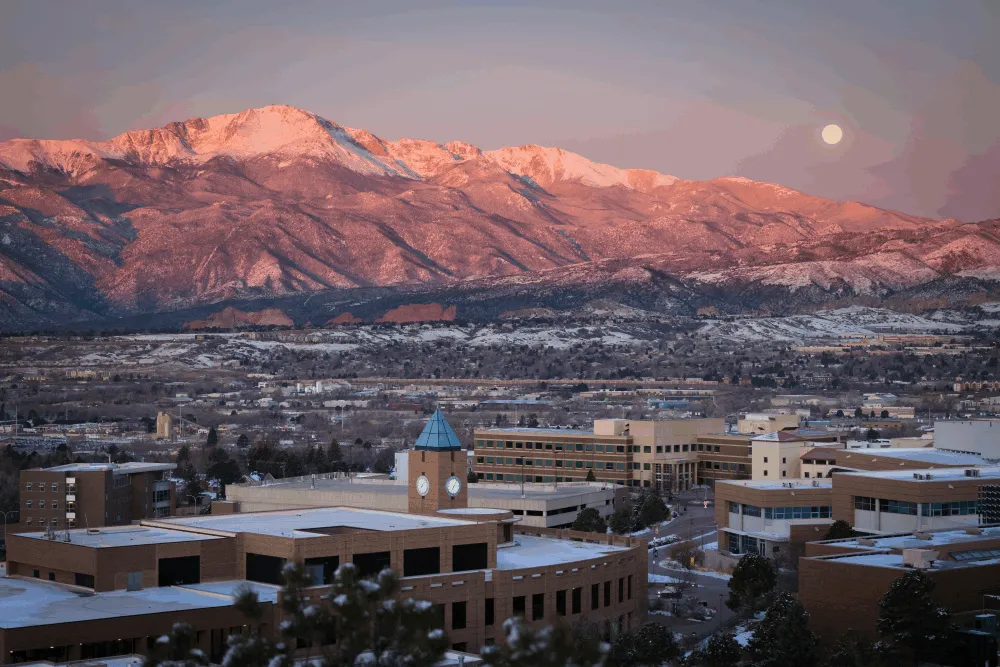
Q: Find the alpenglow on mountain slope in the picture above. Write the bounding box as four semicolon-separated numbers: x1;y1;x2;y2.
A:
0;104;998;330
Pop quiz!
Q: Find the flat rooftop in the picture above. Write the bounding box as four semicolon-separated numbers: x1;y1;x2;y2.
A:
496;534;630;570
839;448;985;465
475;427;596;436
42;462;176;474
0;578;279;629
820;551;1000;571
836;466;1000;482
826;526;1000;552
158;506;474;537
717;478;833;491
245;477;615;503
16;525;221;547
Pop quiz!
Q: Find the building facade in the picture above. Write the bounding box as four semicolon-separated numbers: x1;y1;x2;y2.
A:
472;419;724;492
19;463;176;532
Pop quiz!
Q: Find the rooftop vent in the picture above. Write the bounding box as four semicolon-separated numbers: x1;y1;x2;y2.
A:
858;538;877;546
86;528;100;535
812;480;820;487
903;548;938;569
965;526;984;536
914;531;932;540
965;469;981;477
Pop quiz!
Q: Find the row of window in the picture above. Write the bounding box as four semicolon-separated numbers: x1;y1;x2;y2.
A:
854;496;917;515
475;439;723;455
477;440;629;454
24;500;62;510
727;502;831;519
700;462;746;472
23;517;70;527
478;456;627;471
24;482;65;493
856;497;981;517
511;575;633;623
478;473;626;484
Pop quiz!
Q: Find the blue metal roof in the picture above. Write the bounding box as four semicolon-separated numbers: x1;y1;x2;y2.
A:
415;410;463;451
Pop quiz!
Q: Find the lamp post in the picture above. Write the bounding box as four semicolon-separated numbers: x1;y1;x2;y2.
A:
2;510;19;550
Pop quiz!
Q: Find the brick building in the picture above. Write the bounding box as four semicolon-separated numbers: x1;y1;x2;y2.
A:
714;466;1000;560
473;418;725;492
799;525;1000;642
0;413;646;664
19;462;176;532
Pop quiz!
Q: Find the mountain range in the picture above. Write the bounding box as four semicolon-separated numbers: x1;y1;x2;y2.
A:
1;104;998;331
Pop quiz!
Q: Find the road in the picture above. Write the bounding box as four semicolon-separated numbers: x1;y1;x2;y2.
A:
645;488;736;641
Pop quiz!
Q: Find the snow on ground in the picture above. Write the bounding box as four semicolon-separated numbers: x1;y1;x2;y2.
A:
648;574;684;584
657;560;732;580
698;306;966;344
702;541;718;551
733;626;754;647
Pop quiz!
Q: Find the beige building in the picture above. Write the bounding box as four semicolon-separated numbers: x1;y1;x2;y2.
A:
154;412;173;440
750;431;843;481
0;410;647;665
737;412;800;435
473;418;723;492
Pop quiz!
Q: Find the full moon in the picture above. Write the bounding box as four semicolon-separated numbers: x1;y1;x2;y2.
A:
822;124;844;145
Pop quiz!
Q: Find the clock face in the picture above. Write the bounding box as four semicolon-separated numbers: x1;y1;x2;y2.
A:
415;475;430;497
446;475;462;497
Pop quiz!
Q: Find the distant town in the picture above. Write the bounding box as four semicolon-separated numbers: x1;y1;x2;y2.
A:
0;324;998;665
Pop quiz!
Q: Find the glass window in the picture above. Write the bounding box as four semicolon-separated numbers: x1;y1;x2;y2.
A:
881;499;918;516
742;504;762;517
854;496;877;512
595;445;604;453
728;501;740;513
643;446;651;453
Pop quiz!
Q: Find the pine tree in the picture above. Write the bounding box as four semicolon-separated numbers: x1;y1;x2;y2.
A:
236;433;250;448
876;570;952;665
726;553;777;612
820;633;890;667
608;621;678;667
206;427;218;447
482;617;606;667
823;520;856;540
747;592;817;667
142;622;209;666
586;469;596;482
685;632;741;667
571;508;607;534
147;562;450;667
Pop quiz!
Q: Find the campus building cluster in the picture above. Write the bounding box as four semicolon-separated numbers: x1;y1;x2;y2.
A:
1;412;646;665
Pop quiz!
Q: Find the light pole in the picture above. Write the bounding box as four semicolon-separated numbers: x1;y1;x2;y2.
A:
2;510;19;551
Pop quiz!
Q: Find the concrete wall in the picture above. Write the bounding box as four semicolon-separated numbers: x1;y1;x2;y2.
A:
935;420;1000;458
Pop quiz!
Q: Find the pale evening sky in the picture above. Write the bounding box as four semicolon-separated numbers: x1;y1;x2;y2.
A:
1;0;998;220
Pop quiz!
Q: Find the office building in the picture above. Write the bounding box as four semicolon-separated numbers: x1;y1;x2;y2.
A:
799;525;1000;642
19;462;176;531
1;415;646;664
473;418;724;492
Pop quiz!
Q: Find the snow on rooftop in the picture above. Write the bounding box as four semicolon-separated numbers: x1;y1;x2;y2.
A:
17;525;220;547
477;427;596;435
717;478;832;491
840;466;1000;481
829;552;906;568
161;506;473;537
437;508;508;515
832;526;1000;551
496;534;629;570
0;579;279;629
840;448;985;465
44;462;176;474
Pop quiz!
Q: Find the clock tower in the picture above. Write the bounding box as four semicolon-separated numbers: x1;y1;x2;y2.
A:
408;410;469;514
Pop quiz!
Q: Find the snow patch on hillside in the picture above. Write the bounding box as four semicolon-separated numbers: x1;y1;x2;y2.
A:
698;306;966;343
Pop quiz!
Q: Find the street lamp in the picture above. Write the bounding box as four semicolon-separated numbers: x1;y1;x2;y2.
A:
2;510;19;549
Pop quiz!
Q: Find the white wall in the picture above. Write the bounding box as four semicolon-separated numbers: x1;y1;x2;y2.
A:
935;420;1000;458
394;451;409;484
